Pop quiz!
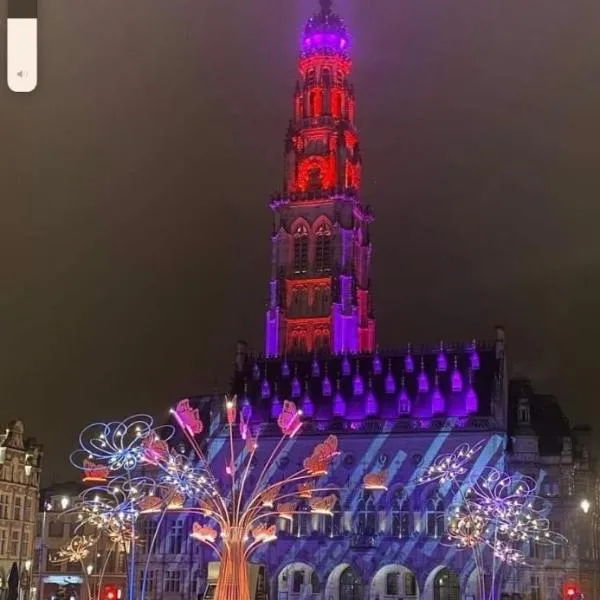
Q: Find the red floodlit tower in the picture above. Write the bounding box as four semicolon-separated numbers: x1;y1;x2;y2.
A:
265;0;375;357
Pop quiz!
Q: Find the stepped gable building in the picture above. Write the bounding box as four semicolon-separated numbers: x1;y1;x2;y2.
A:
141;2;599;600
0;421;43;600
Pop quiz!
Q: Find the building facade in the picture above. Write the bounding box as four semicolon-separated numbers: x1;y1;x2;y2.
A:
34;483;128;600
139;2;600;600
0;421;43;600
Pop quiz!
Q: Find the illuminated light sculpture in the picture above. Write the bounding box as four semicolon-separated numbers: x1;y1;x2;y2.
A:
50;535;102;600
191;523;218;544
298;482;315;499
363;471;387;491
303;435;340;475
418;442;567;600
51;535;96;564
82;459;110;483
65;396;339;600
309;494;337;516
158;396;340;600
68;416;177;600
277;502;296;521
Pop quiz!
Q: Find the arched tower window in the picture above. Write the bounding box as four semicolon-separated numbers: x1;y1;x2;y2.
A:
315;223;332;273
332;91;342;118
391;489;411;538
426;496;445;538
306;69;316;86
356;490;377;536
309;91;317;117
293;224;309;274
321;68;331;86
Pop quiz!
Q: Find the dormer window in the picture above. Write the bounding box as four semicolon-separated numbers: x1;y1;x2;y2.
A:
517;399;531;425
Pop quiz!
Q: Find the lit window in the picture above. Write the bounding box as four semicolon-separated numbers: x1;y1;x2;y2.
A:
426;496;445;538
391;490;411;538
315;224;332;273
293;225;309;274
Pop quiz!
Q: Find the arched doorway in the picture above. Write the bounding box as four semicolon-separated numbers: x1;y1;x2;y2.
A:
434;569;459;600
340;567;362;600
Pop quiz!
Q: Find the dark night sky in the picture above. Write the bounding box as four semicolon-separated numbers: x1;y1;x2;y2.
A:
1;0;599;481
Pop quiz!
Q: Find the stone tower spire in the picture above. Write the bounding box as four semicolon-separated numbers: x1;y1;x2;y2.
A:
265;0;375;357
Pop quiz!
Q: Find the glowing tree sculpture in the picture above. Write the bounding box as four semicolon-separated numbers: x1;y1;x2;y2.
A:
418;441;567;600
65;396;340;600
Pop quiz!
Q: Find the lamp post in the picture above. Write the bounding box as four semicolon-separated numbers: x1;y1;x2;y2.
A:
37;502;52;600
86;565;94;600
578;498;598;600
22;560;32;600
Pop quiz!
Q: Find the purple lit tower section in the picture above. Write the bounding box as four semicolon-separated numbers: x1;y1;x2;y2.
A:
265;0;375;357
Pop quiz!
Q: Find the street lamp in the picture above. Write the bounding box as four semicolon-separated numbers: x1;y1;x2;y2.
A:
86;564;94;600
60;497;70;511
580;499;591;515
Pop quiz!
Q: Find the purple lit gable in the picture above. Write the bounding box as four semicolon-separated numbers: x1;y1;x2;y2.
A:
431;379;445;415
311;357;320;378
372;353;382;375
261;379;271;399
353;370;364;396
451;362;463;392
322;374;332;397
366;390;378;416
301;392;315;417
385;367;396;394
271;394;282;419
291;376;301;398
418;360;429;394
333;389;346;416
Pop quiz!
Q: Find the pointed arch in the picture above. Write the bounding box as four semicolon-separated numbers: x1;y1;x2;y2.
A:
390;486;411;538
425;493;445;538
291;219;310;274
355;489;377;535
313;218;333;274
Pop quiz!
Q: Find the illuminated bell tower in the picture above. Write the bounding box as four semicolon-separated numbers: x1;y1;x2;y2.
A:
265;0;375;357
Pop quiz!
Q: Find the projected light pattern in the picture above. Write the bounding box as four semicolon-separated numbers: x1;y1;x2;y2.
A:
419;442;567;600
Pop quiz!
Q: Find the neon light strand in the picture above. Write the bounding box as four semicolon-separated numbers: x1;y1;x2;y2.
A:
418;442;567;600
65;397;340;600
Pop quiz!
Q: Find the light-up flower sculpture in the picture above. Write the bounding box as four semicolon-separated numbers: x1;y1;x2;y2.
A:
152;396;340;600
418;442;567;600
64;396;339;600
68;417;176;600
